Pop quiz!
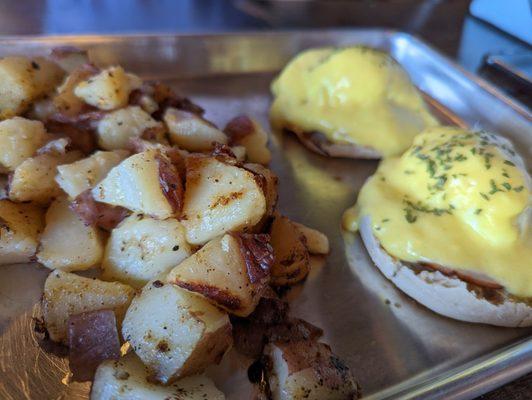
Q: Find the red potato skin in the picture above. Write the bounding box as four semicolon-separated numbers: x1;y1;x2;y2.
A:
71;190;129;231
67;309;121;382
45;121;98;155
224;115;254;144
273;339;359;396
131;82;205;120
156;154;184;215
174;282;243;312
233;233;274;284
211;142;238;160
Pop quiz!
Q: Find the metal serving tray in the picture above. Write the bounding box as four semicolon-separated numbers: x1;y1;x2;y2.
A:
0;30;530;400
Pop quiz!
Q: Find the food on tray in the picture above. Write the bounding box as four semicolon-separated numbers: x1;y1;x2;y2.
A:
266;340;360;400
270;46;438;158
0;48;358;398
42;270;135;344
37;196;105;271
232;292;360;399
91;353;225;400
122;280;232;384
0;199;44;264
344;126;532;326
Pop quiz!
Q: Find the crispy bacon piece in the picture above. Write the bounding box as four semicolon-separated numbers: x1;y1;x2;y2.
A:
68;310;121;382
156;154;184;214
71;190;129;231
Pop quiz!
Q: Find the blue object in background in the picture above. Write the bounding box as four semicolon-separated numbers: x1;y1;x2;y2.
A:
470;0;532;45
41;0;265;34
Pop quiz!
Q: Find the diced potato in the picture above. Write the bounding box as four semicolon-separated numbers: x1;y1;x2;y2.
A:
0;57;37;119
164;108;227;151
56;150;128;198
181;156;266;245
270;215;310;286
36;137;70;156
167;233;272;317
91;353;225;400
293;222;330;255
54;64;98;116
0;200;44;264
50;47;89;73
225;116;271;164
27;97;56;121
122;281;231;384
231;145;246;161
0;175;7;199
37;197;105;271
96;106;164;150
244;162;278;228
266;340;360;400
136;93;159;114
102;214;192;288
0;117;47;172
42;270;135;344
92;150;178;219
74;66;134;110
8;151;81;204
0;56;63;119
31;57;65;95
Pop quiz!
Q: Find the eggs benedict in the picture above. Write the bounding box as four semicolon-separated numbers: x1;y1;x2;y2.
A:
270;46;438;158
344;126;532;326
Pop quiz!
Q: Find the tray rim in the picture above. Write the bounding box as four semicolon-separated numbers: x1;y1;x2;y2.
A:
2;28;530;123
0;28;530;400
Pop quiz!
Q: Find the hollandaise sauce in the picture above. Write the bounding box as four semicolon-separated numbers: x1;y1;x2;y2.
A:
270;46;438;157
344;127;531;297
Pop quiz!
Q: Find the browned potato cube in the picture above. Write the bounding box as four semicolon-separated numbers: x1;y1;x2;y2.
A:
181;155;266;245
270;214;310;286
164;108;227;151
122;281;231;384
225;115;271;164
8;151;82;204
266;340;360;400
0;56;63;119
0;199;44;264
37;196;105;271
91;353;225;400
42;270;135;344
0;117;47;172
167;233;273;316
91;150;182;219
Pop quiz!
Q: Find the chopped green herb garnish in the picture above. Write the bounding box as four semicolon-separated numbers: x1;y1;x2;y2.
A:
489;179;501;194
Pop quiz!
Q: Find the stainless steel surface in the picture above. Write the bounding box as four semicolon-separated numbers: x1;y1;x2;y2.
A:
0;30;531;400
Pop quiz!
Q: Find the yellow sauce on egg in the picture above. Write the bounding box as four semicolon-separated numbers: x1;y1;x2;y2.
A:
344;127;532;297
270;47;438;157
